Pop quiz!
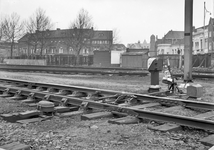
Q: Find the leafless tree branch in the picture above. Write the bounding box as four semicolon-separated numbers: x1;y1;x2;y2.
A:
113;28;121;44
1;13;25;57
67;8;94;65
26;8;53;56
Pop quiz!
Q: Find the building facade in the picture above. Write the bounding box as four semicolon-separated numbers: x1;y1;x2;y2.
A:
208;18;214;53
157;18;214;56
192;26;209;54
18;28;113;56
156;30;184;55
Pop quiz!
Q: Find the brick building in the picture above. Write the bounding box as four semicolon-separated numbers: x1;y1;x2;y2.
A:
18;28;113;56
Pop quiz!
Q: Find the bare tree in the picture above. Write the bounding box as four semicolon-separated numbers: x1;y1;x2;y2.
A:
67;8;94;65
0;22;3;41
26;8;53;56
113;28;121;44
1;13;25;58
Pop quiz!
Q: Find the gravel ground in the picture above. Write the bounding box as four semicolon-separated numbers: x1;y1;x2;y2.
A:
0;70;213;150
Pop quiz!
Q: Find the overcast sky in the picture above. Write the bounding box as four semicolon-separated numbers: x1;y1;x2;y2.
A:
0;0;213;45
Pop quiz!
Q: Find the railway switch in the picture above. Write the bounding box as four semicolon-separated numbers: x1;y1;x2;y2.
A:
147;57;163;93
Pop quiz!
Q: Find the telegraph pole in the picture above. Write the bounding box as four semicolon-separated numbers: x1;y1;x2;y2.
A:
184;0;193;82
203;2;206;54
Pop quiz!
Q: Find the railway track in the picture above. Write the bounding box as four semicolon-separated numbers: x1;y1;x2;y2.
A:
173;73;214;79
0;78;214;133
0;64;148;76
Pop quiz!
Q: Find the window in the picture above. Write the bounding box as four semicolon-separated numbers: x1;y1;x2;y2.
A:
172;49;174;54
161;49;164;54
82;48;89;54
195;42;199;49
59;47;63;53
69;47;73;54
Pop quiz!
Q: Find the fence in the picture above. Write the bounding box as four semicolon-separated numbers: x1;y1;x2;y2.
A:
158;54;180;68
192;53;211;68
2;53;213;68
158;53;212;68
2;54;93;66
46;55;93;66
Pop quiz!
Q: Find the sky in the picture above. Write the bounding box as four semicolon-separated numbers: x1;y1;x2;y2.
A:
0;0;213;46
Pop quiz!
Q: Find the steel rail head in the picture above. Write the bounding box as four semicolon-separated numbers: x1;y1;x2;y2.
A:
0;85;214;131
1;77;214;110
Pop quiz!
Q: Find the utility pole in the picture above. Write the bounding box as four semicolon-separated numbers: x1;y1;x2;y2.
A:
203;2;206;54
184;0;193;82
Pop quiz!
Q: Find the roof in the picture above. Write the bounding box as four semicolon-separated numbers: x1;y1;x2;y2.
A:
110;44;126;50
122;51;148;56
92;30;112;40
18;29;113;42
164;30;184;39
172;39;184;45
127;40;150;49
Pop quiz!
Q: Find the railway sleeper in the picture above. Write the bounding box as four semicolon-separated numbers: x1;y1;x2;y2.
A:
43;87;59;93
55;89;72;95
7;90;28;100
35;86;47;92
68;91;87;98
0;88;14;97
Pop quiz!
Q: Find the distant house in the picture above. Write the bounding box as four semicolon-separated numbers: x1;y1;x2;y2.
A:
127;40;150;49
110;44;126;51
18;28;113;56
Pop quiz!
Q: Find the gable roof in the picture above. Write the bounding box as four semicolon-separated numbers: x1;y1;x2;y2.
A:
18;29;113;42
164;30;184;39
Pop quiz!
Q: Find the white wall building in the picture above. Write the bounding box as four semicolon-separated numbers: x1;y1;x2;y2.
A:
192;26;209;54
156;27;210;55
